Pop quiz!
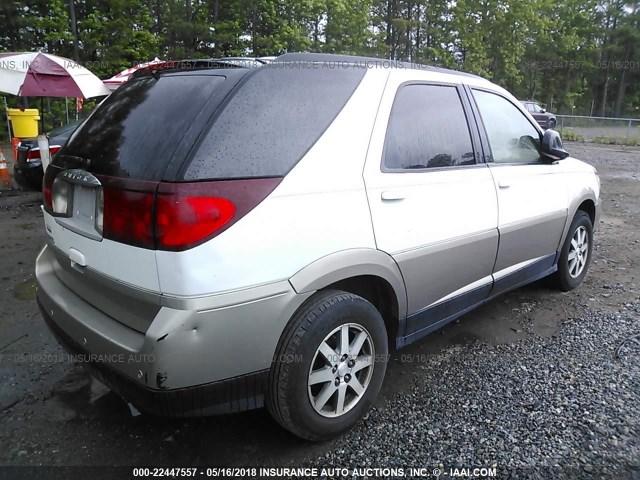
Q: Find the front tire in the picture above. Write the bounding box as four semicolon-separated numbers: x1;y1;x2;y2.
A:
548;119;557;129
554;210;593;291
267;290;388;441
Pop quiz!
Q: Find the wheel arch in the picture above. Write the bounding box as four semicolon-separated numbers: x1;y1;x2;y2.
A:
576;198;596;225
288;249;408;340
557;191;598;252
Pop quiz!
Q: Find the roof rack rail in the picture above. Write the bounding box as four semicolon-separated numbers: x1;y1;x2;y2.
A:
274;52;482;79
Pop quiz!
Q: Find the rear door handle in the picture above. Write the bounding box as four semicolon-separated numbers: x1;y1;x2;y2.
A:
381;190;406;201
498;179;511;189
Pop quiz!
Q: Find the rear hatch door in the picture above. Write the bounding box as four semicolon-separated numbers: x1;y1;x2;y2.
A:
42;69;249;332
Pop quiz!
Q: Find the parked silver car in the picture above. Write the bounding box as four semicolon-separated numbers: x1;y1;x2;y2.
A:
36;53;600;440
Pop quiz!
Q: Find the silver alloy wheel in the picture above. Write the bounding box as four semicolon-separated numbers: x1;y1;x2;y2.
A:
307;323;375;418
568;225;589;278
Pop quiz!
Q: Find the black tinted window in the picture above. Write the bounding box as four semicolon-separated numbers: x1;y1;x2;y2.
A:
56;75;225;180
384;84;475;170
184;66;365;180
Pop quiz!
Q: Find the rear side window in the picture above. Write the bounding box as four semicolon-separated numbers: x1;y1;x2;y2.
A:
184;66;366;180
384;84;475;170
56;75;225;180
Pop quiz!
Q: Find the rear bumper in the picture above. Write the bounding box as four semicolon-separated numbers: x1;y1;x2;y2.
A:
35;244;312;416
13;161;43;189
40;302;268;416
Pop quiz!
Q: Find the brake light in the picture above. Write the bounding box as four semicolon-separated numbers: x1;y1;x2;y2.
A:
100;178;157;249
26;146;61;162
156;194;234;249
152;179;281;251
98;178;281;251
27;149;41;160
43;169;281;251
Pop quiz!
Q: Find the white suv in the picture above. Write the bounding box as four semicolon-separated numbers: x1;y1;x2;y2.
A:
36;53;600;440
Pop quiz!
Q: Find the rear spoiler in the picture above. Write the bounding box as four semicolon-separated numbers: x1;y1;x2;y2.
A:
130;58;264;79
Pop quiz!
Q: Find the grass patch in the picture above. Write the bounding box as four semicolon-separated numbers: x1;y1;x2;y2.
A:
558;129;585;142
591;136;639;146
558;128;639;146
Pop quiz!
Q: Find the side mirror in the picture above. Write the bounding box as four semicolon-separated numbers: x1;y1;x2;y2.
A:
540;108;546;113
541;129;569;161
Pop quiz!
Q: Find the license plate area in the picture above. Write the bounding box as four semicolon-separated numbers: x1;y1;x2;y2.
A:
53;171;103;241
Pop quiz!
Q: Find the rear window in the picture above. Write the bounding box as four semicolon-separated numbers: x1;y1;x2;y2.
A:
183;65;366;180
55;75;226;180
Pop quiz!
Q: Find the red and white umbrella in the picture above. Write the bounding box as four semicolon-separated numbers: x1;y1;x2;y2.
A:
0;52;110;98
103;58;167;91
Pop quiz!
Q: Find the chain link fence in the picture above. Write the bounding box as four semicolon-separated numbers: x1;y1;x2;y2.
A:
557;115;640;146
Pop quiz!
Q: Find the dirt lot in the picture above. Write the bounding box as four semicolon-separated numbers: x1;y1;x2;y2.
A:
0;142;638;475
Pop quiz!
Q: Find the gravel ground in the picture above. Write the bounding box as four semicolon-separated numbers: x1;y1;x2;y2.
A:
309;304;640;478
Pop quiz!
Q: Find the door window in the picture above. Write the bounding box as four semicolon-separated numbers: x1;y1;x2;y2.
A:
473;90;541;164
384;84;475;170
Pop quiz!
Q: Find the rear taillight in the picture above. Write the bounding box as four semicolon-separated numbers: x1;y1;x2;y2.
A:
152;178;281;251
43;168;281;251
26;146;61;162
155;194;235;249
27;149;41;160
100;178;157;249
99;177;281;251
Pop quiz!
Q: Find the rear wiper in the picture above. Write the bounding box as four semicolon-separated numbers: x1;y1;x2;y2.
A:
55;154;92;169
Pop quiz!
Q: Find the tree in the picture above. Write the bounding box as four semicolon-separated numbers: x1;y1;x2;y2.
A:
1;0;639;118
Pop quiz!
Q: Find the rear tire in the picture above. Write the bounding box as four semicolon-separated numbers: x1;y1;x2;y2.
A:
554;210;593;291
266;289;388;441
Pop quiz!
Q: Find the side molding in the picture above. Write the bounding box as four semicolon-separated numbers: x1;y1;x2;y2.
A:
288;248;408;319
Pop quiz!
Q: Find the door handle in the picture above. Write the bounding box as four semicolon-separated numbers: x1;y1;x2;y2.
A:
381;190;406;201
498;179;511;189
